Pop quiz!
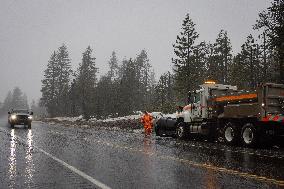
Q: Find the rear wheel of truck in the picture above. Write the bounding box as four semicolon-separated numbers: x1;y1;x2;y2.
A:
176;122;188;139
223;122;239;145
241;123;257;147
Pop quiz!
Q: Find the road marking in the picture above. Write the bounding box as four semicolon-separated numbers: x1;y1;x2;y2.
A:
0;128;111;189
46;125;284;159
43;129;284;186
84;138;284;187
37;148;111;189
18;126;284;186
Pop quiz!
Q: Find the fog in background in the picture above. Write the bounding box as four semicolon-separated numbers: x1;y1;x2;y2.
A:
0;0;270;103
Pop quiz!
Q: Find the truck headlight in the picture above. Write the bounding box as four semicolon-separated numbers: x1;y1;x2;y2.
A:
28;116;33;120
11;115;17;120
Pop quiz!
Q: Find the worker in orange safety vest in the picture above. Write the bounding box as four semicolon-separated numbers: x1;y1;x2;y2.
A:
141;111;153;135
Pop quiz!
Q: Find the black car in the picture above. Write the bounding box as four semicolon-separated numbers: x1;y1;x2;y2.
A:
8;109;33;129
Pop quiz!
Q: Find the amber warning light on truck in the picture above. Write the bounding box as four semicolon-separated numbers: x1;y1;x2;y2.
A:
204;81;216;84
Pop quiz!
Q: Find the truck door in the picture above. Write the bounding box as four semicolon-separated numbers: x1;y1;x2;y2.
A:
192;91;202;121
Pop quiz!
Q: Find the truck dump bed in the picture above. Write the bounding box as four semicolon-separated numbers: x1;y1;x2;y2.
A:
264;83;284;115
209;83;284;120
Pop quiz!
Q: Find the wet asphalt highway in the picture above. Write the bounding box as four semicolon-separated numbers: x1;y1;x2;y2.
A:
0;117;283;189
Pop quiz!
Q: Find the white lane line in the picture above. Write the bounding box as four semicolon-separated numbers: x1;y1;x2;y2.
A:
0;128;111;189
37;148;111;189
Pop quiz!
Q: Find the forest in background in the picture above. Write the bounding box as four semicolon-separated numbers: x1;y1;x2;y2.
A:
1;0;283;119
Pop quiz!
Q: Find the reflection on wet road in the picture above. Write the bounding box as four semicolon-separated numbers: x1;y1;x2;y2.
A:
0;118;283;189
24;130;34;188
9;129;16;189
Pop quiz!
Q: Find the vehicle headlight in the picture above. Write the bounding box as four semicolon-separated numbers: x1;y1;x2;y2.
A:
28;116;33;120
11;115;17;120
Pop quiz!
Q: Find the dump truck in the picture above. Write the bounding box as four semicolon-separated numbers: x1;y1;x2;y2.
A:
155;82;284;147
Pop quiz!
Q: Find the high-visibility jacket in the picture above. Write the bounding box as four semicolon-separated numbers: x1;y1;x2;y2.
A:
141;113;153;128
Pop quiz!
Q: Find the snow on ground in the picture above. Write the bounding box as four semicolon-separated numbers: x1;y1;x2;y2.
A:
43;111;177;130
92;114;142;123
161;113;176;119
51;115;84;122
49;112;177;124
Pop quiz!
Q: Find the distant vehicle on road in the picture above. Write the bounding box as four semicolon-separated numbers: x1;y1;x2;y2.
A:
8;109;33;129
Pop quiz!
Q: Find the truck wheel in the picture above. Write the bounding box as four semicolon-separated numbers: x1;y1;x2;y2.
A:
241;123;257;147
176;122;187;139
223;122;239;145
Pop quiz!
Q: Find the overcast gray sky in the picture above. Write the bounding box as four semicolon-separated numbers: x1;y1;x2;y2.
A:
0;0;271;103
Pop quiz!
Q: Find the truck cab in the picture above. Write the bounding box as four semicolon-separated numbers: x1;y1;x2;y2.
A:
178;81;237;123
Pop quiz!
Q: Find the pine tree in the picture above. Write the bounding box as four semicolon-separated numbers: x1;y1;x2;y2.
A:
69;78;80;116
154;72;175;113
214;30;233;84
41;44;72;117
117;58;137;116
205;42;219;81
254;0;284;83
193;41;207;83
229;54;247;88
56;44;72;115
76;46;98;119
107;51;119;81
106;51;120;116
95;76;112;118
172;13;199;102
135;50;154;111
10;87;28;109
41;51;59;117
240;34;260;88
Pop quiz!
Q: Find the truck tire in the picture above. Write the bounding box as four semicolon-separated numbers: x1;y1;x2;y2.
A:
241;123;257;147
223;122;239;145
176;122;188;139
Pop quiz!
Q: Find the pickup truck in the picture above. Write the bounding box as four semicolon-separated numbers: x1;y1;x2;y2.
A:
8;109;33;129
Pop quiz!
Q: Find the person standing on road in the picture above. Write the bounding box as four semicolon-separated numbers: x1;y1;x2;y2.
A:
141;111;153;135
